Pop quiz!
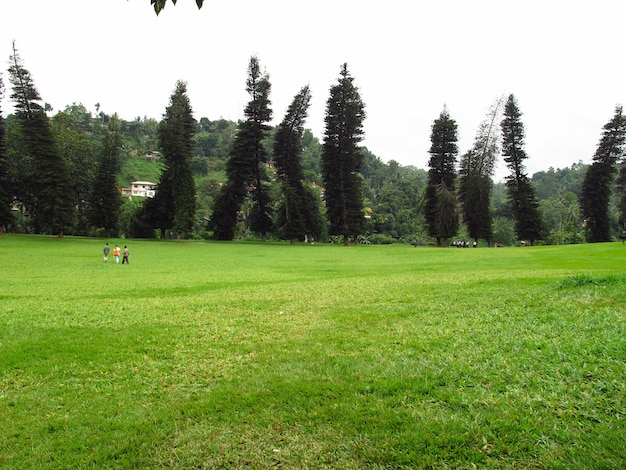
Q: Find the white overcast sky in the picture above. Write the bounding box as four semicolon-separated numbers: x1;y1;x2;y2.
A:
1;0;625;181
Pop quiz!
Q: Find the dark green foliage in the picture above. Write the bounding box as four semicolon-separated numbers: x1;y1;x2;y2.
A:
4;117;34;229
434;182;458;243
321;64;366;245
210;56;273;240
0;75;14;232
89;115;123;237
501;95;543;245
52;111;99;235
245;59;273;241
459;100;501;245
273;85;320;243
580;106;626;242
370;167;426;240
617;166;626;229
532;162;587;200
424;107;458;246
154;80;197;239
8;43;75;237
209;182;243;240
459;169;493;243
119;198;154;238
28;112;76;235
151;0;204;15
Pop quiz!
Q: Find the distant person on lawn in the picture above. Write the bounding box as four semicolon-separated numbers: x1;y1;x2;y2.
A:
122;245;130;264
103;243;110;263
113;244;121;264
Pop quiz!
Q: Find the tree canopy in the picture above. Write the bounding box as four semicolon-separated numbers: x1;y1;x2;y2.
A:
458;98;502;245
151;0;204;15
321;64;366;245
580;105;626;242
8;42;76;237
209;56;273;240
152;80;197;240
89;115;123;237
273;85;322;244
0;75;14;232
501;94;543;245
424;107;459;246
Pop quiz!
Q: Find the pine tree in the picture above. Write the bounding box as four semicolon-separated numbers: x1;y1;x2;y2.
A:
424;107;459;246
156;80;197;240
89;115;123;237
617;166;626;231
580;105;626;242
0;75;14;233
321;63;366;245
8;42;75;237
51;110;98;235
458;98;502;245
501;94;542;245
210;56;273;240
274;85;319;244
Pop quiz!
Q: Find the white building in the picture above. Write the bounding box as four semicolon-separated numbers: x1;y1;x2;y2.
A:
130;181;157;198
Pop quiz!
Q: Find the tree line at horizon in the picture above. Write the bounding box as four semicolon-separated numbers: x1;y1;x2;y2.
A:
1;44;626;245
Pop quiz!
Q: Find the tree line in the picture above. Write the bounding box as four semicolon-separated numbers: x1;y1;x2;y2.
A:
1;45;626;245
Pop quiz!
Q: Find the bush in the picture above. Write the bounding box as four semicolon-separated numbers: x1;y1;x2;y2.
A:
368;233;396;244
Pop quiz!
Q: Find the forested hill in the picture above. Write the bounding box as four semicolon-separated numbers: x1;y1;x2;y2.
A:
4;103;594;245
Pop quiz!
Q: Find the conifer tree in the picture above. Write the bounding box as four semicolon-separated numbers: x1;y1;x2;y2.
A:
501;94;542;245
580;105;626;242
210;56;272;240
0;75;14;233
274;85;321;244
321;63;366;245
617;166;626;231
424;107;459;246
8;42;75;237
155;80;197;240
458;98;502;245
89;114;123;237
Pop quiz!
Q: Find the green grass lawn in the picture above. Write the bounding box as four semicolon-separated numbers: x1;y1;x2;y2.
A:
1;235;625;468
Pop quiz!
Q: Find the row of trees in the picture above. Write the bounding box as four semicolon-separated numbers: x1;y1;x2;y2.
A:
208;58;366;245
2;45;626;244
422;94;626;246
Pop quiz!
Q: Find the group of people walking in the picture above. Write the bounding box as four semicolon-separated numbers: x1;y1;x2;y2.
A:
103;243;129;264
452;240;476;248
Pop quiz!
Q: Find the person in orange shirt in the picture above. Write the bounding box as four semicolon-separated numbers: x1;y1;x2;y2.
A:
113;244;121;264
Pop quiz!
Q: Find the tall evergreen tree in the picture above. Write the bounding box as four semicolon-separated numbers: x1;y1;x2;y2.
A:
580;105;626;242
210;56;272;240
459;98;502;245
321;63;366;245
274;85;320;244
155;80;197;240
89;114;123;236
434;183;458;242
8;42;75;237
0;74;14;233
501;94;542;245
424;107;459;246
617;166;626;231
52;110;98;235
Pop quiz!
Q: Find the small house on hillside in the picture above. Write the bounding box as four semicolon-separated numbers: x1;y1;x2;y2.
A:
130;181;157;198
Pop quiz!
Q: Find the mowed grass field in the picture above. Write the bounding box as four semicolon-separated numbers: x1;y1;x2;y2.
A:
1;235;625;469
